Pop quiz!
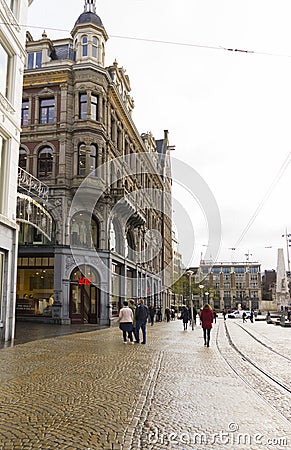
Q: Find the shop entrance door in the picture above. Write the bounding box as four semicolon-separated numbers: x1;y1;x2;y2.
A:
70;284;100;324
70;266;100;324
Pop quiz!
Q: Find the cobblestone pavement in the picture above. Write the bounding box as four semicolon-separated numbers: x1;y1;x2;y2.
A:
0;317;290;449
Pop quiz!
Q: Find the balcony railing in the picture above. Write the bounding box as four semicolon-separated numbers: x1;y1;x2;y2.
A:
18;167;49;203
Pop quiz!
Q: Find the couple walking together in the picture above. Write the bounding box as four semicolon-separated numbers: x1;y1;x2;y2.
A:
117;299;148;344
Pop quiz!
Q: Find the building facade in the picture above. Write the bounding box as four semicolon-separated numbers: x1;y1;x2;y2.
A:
17;0;173;326
0;0;34;341
195;261;262;311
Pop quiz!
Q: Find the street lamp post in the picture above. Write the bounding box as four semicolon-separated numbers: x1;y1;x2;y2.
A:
199;284;204;308
187;270;195;330
205;291;209;305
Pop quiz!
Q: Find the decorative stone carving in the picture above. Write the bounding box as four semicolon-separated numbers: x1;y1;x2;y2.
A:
0;93;15;114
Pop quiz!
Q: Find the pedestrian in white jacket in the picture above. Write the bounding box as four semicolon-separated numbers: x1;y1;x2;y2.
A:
117;301;134;343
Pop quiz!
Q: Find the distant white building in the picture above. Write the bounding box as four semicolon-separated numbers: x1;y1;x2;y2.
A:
0;0;34;341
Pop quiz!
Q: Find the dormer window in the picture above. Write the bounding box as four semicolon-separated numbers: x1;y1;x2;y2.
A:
81;36;88;57
27;51;42;69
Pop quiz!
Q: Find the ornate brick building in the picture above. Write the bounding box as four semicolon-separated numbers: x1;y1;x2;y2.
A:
17;0;173;325
195;261;262;311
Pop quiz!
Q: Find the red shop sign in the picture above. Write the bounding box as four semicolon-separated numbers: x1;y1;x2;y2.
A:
78;276;92;286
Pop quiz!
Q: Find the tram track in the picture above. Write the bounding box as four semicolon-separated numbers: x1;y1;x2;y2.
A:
223;322;291;394
215;321;291;422
235;322;291;362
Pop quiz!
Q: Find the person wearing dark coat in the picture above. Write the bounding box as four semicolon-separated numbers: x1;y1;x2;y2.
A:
181;307;189;330
200;303;214;347
165;308;171;322
135;299;148;344
148;304;156;326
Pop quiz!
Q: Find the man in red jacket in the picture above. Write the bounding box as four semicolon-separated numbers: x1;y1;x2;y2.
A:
200;304;214;347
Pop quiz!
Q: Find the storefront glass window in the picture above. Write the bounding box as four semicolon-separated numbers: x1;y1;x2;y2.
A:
127;269;133;298
111;263;121;317
16;257;54;317
18;222;51;245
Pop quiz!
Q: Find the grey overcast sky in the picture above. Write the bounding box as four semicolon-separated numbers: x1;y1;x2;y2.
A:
26;0;291;271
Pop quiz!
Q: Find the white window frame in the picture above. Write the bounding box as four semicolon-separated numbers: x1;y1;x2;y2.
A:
5;0;19;18
27;51;42;69
92;36;98;58
0;41;11;99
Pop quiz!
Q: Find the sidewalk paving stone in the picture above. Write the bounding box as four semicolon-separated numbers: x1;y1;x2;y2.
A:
0;318;290;449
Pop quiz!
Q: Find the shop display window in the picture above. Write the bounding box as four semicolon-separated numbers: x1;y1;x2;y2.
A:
16;257;54;316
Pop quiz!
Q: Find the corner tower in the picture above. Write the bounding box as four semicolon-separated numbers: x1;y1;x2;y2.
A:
71;0;108;66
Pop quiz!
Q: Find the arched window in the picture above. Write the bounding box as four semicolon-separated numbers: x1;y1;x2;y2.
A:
92;37;98;58
81;36;88;57
78;144;86;176
71;212;99;248
90;144;98;173
38;147;53;178
19;148;28;170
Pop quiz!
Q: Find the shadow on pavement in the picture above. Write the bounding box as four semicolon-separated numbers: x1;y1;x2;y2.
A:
0;321;107;349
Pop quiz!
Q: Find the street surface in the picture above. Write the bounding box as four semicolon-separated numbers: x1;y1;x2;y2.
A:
0;317;290;449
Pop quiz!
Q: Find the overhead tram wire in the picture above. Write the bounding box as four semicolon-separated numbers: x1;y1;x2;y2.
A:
3;21;291;58
233;152;291;250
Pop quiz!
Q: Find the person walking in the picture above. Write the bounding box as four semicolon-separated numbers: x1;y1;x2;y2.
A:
135;299;148;344
200;303;214;347
117;300;133;344
242;311;247;323
148;304;156;326
213;309;217;324
128;299;137;340
222;309;227;321
249;310;254;323
181;306;189;330
165;307;171;322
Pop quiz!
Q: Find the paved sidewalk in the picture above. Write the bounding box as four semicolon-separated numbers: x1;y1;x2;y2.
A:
0;319;290;449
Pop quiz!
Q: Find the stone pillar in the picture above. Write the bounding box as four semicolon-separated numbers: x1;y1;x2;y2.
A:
276;248;290;310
